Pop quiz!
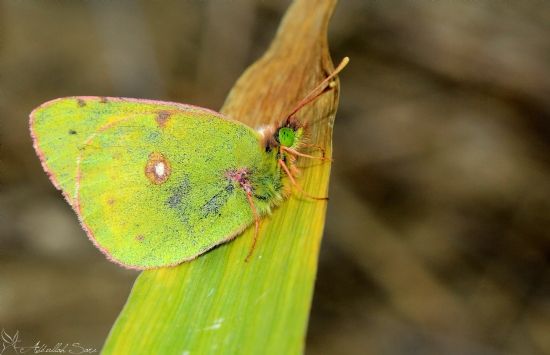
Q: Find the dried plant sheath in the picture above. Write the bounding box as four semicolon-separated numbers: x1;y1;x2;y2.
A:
103;0;341;353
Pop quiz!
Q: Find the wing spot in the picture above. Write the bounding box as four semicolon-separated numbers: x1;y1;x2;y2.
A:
145;152;171;185
156;111;171;128
77;99;86;107
99;97;108;103
69;129;77;135
135;235;144;241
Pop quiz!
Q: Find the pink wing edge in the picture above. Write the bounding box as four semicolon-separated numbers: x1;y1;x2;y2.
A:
78;210;255;270
30;96;255;270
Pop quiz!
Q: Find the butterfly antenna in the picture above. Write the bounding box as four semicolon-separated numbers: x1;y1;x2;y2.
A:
285;57;349;121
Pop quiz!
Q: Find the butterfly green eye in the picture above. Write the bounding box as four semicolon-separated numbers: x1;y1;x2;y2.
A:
278;127;295;147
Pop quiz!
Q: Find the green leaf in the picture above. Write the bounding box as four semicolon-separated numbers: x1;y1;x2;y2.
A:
102;0;342;353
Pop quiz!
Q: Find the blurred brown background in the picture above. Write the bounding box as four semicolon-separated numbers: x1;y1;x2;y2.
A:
2;1;550;354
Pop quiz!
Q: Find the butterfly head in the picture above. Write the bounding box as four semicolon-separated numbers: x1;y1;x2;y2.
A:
276;116;308;150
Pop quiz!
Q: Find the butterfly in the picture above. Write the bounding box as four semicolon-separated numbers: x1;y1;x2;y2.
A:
30;57;349;269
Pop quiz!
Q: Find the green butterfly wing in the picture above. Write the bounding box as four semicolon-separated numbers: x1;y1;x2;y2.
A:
31;97;261;269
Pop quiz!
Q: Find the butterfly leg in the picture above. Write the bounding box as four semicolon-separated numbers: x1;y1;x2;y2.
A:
281;146;334;162
226;168;262;261
303;143;327;158
278;159;329;201
245;192;260;262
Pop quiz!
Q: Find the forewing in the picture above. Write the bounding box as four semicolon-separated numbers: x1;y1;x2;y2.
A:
31;97;262;269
